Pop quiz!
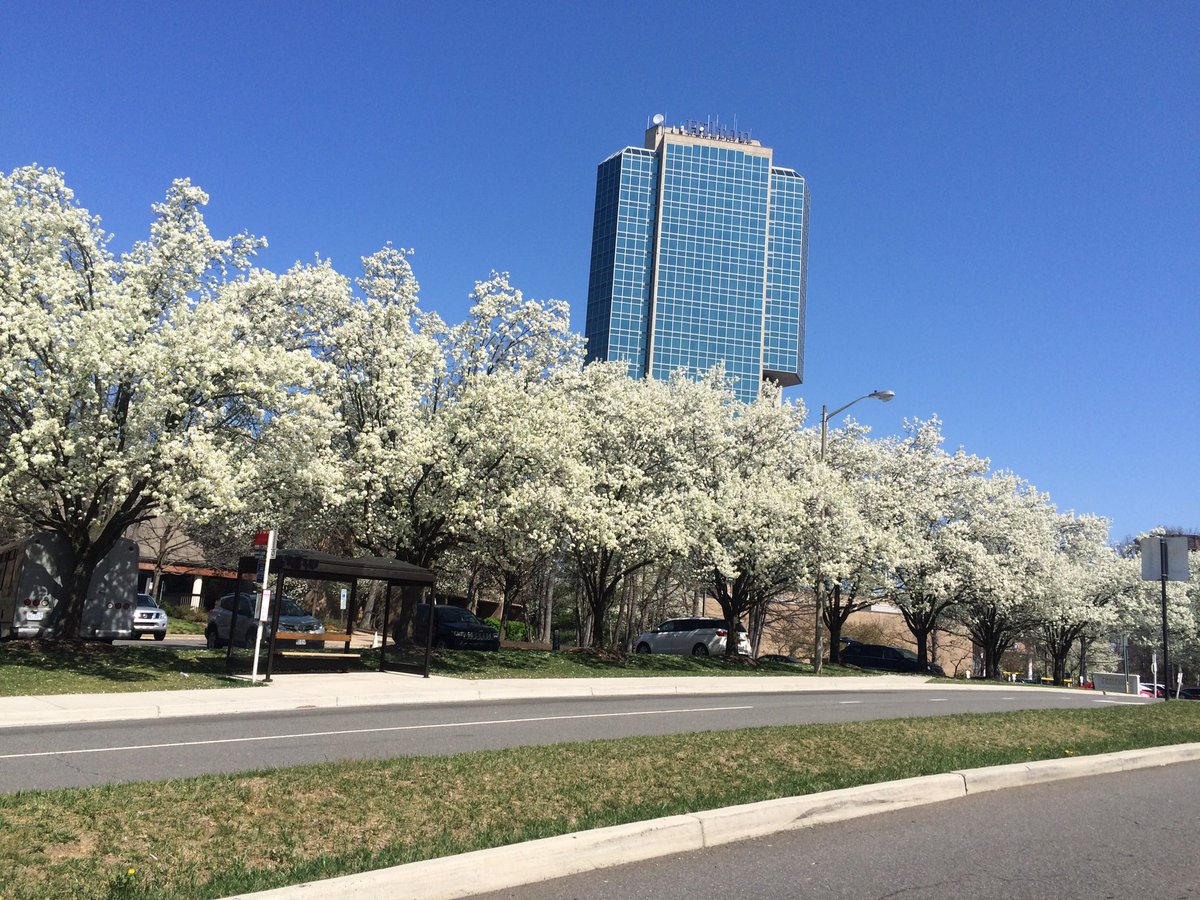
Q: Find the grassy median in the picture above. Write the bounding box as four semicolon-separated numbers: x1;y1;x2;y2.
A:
0;641;248;696
2;703;1198;899
1;643;869;697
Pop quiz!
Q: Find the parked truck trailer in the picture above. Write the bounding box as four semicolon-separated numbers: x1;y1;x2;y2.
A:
0;533;139;641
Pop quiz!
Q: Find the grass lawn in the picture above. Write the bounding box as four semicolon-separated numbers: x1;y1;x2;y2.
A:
165;617;206;635
0;641;249;696
1;703;1197;899
384;646;869;679
1;642;873;697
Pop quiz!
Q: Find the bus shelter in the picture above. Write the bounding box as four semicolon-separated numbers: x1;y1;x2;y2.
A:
231;549;436;680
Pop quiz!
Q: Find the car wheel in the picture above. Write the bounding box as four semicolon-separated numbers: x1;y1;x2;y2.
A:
433;637;448;650
153;631;166;641
691;644;709;657
241;631;257;649
636;642;652;654
205;627;221;650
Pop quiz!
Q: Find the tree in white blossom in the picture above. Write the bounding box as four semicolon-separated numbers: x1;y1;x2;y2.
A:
560;364;715;648
878;419;989;667
951;474;1058;678
0;167;336;639
1042;515;1138;683
812;423;903;665
321;261;583;636
691;385;823;657
462;373;578;638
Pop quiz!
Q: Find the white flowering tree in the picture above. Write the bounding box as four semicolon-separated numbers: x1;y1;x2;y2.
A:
461;373;579;638
813;424;902;665
950;475;1059;678
878;419;989;667
321;261;583;637
1042;515;1138;683
0;167;336;639
560;364;713;648
688;384;816;656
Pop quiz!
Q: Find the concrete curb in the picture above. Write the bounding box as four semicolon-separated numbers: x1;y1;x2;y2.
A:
226;742;1200;900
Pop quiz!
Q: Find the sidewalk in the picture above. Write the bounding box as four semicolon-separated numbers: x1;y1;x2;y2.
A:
0;670;1070;729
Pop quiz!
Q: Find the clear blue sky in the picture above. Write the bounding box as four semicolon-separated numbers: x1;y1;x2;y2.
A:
3;1;1197;543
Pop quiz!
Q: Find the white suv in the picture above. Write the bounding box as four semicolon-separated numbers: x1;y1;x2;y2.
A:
634;617;751;657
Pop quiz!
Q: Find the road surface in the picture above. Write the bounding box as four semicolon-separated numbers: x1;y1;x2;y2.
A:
0;687;1142;792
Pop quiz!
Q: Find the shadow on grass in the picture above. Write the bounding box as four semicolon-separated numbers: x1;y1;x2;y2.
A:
0;639;231;685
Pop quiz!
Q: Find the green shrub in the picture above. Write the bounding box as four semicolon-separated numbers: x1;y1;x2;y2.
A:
163;603;208;624
484;617;527;642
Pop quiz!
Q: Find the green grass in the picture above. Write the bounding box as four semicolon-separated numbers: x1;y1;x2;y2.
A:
164;617;206;635
162;603;208;635
0;641;886;697
1;703;1198;899
383;647;871;679
0;641;249;696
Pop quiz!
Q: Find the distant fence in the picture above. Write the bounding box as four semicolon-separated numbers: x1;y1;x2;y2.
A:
1092;672;1139;694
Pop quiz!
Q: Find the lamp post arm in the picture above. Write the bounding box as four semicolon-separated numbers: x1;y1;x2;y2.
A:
825;391;886;423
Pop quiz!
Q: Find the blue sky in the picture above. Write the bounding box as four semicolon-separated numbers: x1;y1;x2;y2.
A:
3;1;1197;542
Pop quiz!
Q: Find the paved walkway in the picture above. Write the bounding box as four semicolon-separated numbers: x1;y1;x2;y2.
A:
1;670;1069;729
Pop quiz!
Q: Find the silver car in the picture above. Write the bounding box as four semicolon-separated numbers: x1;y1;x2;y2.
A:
130;593;168;640
206;592;326;649
634;617;752;657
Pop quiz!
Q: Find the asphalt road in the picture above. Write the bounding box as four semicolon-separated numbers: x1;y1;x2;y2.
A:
0;688;1144;792
470;759;1200;899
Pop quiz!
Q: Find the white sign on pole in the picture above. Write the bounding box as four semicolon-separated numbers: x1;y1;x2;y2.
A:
340;588;348;611
251;529;277;683
1139;536;1190;582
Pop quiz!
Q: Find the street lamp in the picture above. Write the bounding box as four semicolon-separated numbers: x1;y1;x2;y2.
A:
813;389;895;673
819;389;895;461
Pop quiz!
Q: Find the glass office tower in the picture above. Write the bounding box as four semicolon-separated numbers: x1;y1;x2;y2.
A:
585;119;809;403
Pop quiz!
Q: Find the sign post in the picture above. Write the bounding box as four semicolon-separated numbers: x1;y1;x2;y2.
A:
1139;535;1192;701
250;530;277;683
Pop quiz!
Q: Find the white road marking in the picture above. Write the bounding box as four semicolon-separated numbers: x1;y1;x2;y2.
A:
0;705;755;760
838;701;862;705
1093;699;1145;705
928;698;947;702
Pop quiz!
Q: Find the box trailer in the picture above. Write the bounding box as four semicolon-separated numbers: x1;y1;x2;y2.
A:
0;533;139;641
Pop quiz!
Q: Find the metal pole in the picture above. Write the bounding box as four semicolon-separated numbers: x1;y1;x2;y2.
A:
819;404;828;461
1161;539;1171;701
813;405;828;672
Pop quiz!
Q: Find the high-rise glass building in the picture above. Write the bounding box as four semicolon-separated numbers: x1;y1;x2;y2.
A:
585;118;809;403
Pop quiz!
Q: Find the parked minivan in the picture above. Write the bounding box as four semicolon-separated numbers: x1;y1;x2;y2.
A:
634;617;751;657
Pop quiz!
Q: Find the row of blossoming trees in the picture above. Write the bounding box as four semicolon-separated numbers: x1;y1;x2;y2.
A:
2;168;1195;677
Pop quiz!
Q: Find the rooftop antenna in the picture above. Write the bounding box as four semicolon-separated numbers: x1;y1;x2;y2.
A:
652;112;665;126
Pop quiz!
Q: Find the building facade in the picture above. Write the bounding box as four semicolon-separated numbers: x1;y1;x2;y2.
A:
585;118;810;403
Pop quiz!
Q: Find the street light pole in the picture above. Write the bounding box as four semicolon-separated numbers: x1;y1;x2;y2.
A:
812;389;895;673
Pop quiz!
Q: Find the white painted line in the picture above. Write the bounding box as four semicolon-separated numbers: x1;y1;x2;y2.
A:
0;705;754;761
838;700;862;705
928;698;947;702
1093;699;1144;705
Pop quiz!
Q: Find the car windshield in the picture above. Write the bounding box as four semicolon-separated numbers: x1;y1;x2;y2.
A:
137;595;159;608
279;598;308;618
437;607;481;625
897;648;919;661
